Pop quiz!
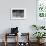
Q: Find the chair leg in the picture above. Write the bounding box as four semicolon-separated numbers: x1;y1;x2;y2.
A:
4;33;7;46
4;41;7;46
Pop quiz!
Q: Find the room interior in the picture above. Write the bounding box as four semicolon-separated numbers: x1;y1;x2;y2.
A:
0;0;46;46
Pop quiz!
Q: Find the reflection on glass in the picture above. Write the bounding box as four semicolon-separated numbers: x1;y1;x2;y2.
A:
45;13;46;17
39;13;44;17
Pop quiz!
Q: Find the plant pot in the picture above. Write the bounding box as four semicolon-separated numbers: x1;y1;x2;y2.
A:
40;39;45;43
37;39;45;44
37;39;40;43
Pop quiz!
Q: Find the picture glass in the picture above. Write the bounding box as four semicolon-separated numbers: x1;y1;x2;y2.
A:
12;10;24;18
36;0;46;26
37;0;46;19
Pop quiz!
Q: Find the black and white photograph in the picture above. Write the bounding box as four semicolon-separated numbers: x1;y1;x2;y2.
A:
11;8;26;19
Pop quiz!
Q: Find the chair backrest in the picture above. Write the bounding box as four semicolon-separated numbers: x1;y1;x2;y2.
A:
11;27;18;34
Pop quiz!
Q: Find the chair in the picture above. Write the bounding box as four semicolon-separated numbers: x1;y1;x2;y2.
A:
4;33;18;46
4;27;19;46
18;33;30;46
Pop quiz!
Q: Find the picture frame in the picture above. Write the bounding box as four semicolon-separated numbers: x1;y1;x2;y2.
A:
10;8;26;20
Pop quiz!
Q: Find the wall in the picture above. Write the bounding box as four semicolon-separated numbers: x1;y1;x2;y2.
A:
0;0;36;42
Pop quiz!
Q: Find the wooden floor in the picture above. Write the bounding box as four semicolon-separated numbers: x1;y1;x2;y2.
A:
0;42;46;46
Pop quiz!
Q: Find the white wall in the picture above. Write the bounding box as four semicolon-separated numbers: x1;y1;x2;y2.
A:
0;0;36;42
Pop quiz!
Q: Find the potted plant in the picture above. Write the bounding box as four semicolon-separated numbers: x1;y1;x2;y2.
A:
32;25;39;30
33;32;46;43
40;26;45;29
32;24;45;30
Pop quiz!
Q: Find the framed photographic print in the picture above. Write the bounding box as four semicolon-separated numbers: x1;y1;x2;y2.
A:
11;8;26;20
37;0;46;20
36;0;46;26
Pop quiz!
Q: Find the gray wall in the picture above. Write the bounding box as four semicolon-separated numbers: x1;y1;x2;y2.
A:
0;0;36;42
